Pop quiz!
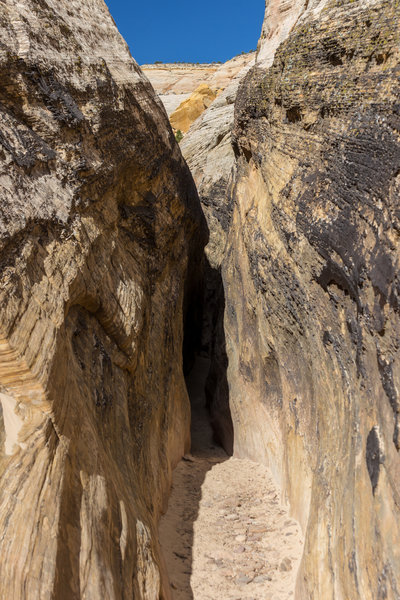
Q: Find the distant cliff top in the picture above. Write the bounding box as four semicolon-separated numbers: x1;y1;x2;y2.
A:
142;53;255;116
141;63;222;69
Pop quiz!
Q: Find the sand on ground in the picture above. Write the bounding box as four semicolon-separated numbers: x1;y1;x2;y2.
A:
159;357;304;600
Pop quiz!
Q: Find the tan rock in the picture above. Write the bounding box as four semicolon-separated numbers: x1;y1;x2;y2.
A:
0;0;206;598
142;53;255;118
175;0;400;598
170;84;218;133
179;56;254;454
142;63;221;96
256;0;306;68
224;0;400;598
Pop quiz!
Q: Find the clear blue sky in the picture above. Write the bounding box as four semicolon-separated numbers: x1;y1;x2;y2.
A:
105;0;265;65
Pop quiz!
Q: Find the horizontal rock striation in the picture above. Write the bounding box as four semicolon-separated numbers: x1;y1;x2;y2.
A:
0;0;206;598
222;0;400;597
141;63;222;116
142;54;255;117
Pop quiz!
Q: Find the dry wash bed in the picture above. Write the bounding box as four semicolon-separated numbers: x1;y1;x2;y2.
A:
159;358;304;600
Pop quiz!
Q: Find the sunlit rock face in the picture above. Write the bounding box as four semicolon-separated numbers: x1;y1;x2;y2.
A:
256;0;306;68
169;84;218;134
142;54;255;118
0;0;206;598
224;0;400;597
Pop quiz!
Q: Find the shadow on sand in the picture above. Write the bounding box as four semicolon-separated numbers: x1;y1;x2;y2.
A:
159;355;230;599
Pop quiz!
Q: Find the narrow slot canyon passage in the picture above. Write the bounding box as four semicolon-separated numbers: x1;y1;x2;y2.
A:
159;355;304;600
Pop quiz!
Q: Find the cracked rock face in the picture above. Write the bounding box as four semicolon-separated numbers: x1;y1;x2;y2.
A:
223;0;400;597
0;0;206;598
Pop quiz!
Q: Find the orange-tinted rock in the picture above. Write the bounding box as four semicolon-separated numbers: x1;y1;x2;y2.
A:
170;84;218;133
142;54;255;117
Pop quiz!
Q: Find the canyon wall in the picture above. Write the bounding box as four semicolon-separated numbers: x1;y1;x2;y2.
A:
219;0;400;598
1;0;399;598
143;54;255;132
0;0;206;598
180;57;255;453
141;63;221;116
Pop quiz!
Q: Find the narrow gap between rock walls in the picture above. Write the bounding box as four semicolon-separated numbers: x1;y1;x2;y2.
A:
158;260;304;600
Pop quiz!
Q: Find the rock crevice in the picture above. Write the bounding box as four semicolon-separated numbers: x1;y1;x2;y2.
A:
1;0;400;599
177;1;400;598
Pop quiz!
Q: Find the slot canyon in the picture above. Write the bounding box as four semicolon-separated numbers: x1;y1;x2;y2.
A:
0;0;399;599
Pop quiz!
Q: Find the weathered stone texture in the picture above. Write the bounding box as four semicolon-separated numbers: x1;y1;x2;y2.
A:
142;54;255;117
256;0;306;68
169;84;217;134
218;0;400;597
180;58;255;454
181;58;255;266
0;0;205;598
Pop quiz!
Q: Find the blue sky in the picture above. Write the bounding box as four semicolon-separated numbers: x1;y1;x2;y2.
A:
105;0;265;65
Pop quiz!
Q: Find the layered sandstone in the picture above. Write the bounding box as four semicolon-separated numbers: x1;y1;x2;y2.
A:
142;53;255;135
256;0;306;68
141;63;220;116
1;0;399;598
219;0;400;598
177;0;400;597
0;1;206;598
169;84;217;134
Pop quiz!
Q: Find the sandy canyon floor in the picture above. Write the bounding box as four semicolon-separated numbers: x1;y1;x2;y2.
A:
159;357;304;600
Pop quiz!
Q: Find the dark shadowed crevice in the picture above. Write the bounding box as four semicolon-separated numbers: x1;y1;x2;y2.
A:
182;246;207;377
162;258;231;598
159;355;229;599
202;259;234;456
182;251;234;457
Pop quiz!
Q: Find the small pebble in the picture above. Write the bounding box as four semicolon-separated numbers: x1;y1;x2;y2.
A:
280;558;292;571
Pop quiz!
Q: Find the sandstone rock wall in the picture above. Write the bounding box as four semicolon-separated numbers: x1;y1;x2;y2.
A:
0;0;206;598
169;84;217;134
222;0;400;597
142;52;254;132
256;0;306;68
141;63;220;116
180;57;255;453
142;54;255;117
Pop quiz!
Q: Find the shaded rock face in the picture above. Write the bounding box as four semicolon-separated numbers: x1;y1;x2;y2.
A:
0;0;206;598
220;0;400;597
180;59;255;454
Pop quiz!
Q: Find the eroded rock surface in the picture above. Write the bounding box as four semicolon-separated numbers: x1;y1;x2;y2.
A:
169;84;217;134
1;0;399;598
143;52;254;133
178;54;255;455
220;0;400;598
142;54;255;117
0;1;206;598
177;0;400;597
